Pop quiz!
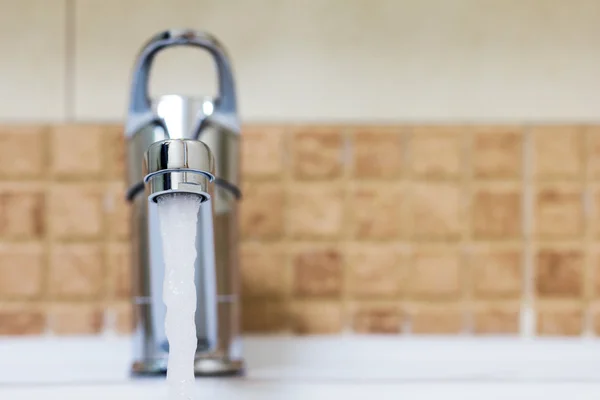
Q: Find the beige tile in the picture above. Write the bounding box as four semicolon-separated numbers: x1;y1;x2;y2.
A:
471;186;522;239
407;247;462;300
292;127;344;179
536;302;583;336
472;303;520;334
105;182;130;240
0;126;46;178
409;127;464;179
411;183;462;240
347;244;404;298
535;247;583;298
49;305;104;335
50;125;104;178
241;301;289;333
0;243;44;299
292;301;343;335
0;306;45;335
241;125;285;179
594;253;600;298
240;182;284;239
48;244;104;299
0;186;45;239
106;243;131;300
48;184;104;240
351;303;403;334
535;184;583;239
591;188;600;238
470;246;522;299
113;302;134;334
532;126;584;179
352;127;403;179
288;185;344;239
409;304;463;334
349;184;405;239
103;125;126;179
472;127;523;179
588;126;600;179
0;1;66;120
240;242;288;298
293;246;342;298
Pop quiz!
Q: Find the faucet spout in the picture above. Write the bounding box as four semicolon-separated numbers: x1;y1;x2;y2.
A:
143;138;220;358
143;139;215;203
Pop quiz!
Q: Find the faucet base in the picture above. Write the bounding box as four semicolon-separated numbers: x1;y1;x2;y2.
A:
131;358;245;377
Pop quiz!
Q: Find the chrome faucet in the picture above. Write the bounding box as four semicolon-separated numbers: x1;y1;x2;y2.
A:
124;29;243;376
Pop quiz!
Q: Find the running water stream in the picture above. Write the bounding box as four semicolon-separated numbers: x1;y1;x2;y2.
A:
157;193;203;400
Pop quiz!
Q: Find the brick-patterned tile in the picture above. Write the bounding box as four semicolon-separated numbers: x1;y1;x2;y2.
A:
50;125;104;178
240;182;284;239
470;246;522;299
535;247;583;298
48;244;104;299
588;126;600;179
293;246;342;298
287;185;344;239
351;303;403;334
347;244;404;298
241;301;288;333
536;303;584;336
591;187;600;238
472;304;520;334
472;127;523;179
0;126;46;178
409;126;464;179
352;127;403;179
593;252;600;298
535;184;583;239
105;182;130;240
0;306;45;335
106;243;131;299
409;304;464;334
590;303;600;335
291;301;343;335
471;186;522;239
0;186;44;239
532;126;584;179
407;247;462;300
411;183;462;240
103;125;126;179
241;125;285;179
48;305;104;335
112;302;134;334
0;243;44;299
48;184;104;240
292;127;344;179
349;184;405;239
240;242;288;298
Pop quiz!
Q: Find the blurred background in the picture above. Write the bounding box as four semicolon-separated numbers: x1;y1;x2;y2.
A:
1;0;600;339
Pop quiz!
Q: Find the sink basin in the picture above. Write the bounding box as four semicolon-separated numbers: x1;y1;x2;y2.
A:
2;335;600;399
3;380;600;400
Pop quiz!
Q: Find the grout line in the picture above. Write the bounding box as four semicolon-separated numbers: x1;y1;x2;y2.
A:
340;125;352;332
281;125;293;334
521;126;535;338
64;0;76;122
461;127;473;335
583;127;594;336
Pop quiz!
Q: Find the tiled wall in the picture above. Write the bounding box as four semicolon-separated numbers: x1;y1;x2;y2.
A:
0;124;598;337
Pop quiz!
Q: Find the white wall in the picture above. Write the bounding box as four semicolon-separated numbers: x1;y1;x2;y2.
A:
1;0;600;122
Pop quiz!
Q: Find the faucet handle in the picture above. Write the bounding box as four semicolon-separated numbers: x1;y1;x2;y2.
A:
126;29;238;137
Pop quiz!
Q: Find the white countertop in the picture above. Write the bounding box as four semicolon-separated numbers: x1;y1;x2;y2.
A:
1;334;600;399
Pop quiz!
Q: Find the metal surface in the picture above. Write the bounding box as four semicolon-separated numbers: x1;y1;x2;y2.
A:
124;29;243;376
144;139;215;203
